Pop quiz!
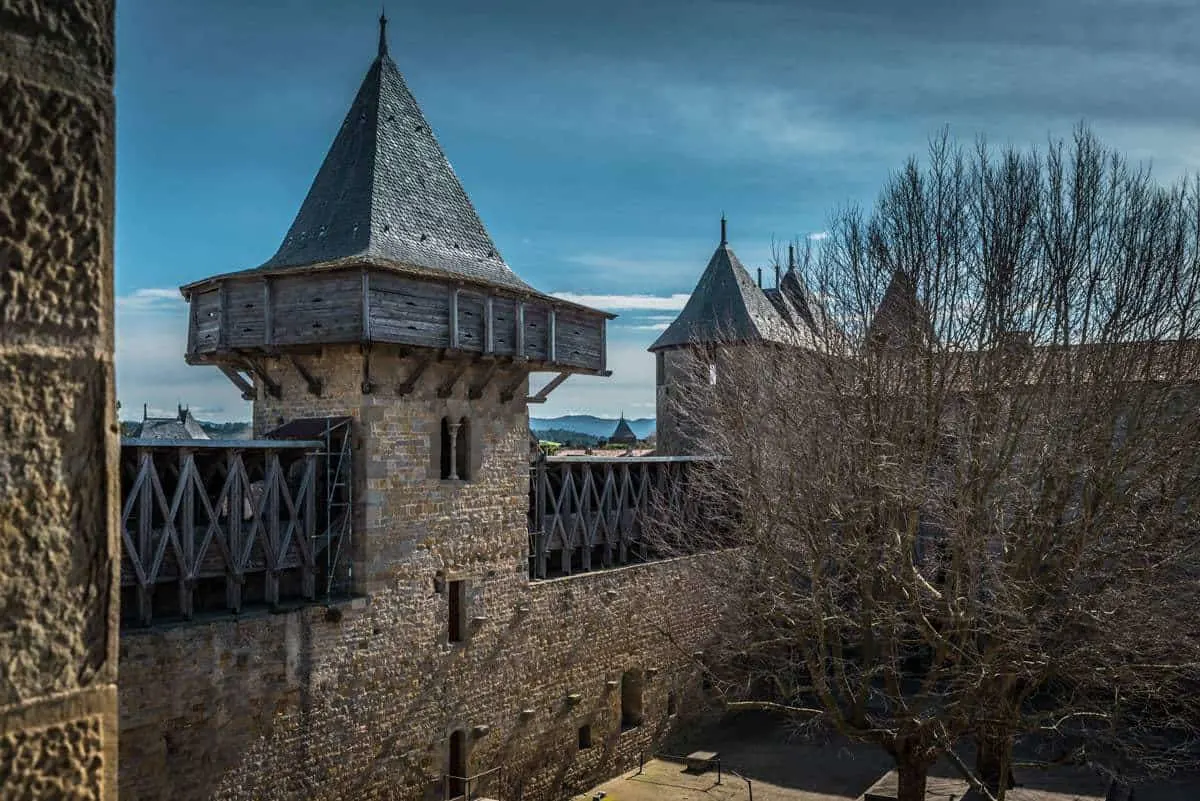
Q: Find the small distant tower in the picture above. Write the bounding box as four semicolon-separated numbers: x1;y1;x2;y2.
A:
608;414;638;447
649;218;797;454
177;16;611;595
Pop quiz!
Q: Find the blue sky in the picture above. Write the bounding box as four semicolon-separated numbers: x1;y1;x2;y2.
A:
115;0;1200;420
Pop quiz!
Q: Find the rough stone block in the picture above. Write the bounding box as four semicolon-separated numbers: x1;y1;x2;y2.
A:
0;351;112;705
0;0;114;75
0;74;111;347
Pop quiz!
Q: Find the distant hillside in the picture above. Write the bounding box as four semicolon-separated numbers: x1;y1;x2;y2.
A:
535;428;601;448
531;415;655;440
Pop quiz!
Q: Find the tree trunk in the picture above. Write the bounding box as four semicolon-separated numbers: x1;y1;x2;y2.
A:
976;734;1015;795
896;757;930;801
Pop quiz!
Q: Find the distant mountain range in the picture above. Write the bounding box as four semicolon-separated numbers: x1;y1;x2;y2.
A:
531;415;655;440
122;415;654;442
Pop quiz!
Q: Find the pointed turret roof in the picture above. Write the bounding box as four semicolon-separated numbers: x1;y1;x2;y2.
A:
255;16;533;292
609;414;638;445
867;271;933;348
650;219;797;351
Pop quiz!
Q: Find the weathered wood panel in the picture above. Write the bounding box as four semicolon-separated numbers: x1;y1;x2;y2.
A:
528;457;707;579
225;280;266;347
555;308;604;369
191;290;220;353
368;273;451;348
524;304;550;360
457;290;486;352
272;274;362;345
119;443;321;625
492;297;518;356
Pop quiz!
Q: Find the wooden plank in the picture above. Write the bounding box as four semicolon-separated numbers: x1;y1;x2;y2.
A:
516;302;526;358
456;291;485;352
179;451;195;619
528;371;570;404
362;270;372;343
548;308;557;362
263;278;274;346
136;449;153;625
226;450;242;613
217;282;229;350
485;296;495;353
449;287;459;349
523;304;549;360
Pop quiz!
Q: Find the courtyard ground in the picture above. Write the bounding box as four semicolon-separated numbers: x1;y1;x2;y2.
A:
570;715;1198;801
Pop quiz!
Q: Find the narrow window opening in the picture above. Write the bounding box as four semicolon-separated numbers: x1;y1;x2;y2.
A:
620;669;644;730
456;416;470;481
440;417;453;480
447;729;467;798
667;692;678;716
448;580;467;643
578;724;593;750
655;352;665;387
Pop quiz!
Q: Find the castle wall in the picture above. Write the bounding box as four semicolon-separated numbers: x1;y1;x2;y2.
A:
119;345;723;800
0;2;120;798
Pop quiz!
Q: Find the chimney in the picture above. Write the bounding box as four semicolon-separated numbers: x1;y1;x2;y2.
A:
788;243;796;270
757;267;762;288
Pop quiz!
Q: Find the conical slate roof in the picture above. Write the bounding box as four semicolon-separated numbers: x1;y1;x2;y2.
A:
867;271;933;348
651;223;797;351
257;18;533;293
609;415;638;445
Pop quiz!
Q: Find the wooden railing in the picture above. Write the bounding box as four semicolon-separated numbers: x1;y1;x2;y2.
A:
119;438;324;625
528;455;710;579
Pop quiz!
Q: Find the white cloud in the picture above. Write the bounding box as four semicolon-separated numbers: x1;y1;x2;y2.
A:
116;287;185;312
808;231;830;241
552;292;690;311
530;339;656;418
623;323;671;332
116;289;251;422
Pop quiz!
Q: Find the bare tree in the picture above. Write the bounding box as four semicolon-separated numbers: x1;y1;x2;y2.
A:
659;128;1200;801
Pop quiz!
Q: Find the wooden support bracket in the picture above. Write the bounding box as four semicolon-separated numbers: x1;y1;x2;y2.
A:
218;365;256;400
287;354;323;397
243;358;281;399
467;360;500;400
526;371;570;404
499;370;530;403
397;354;433;396
436;359;469;399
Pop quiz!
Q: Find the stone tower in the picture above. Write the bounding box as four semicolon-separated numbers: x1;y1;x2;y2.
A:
178;16;610;597
0;2;119;798
649;220;805;454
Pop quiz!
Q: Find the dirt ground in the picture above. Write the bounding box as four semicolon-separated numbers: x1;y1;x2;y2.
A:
570;717;1200;801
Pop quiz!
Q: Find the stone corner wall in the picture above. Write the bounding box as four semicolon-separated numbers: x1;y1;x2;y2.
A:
0;1;120;799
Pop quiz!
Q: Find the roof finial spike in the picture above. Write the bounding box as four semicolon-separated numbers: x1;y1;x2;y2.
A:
378;8;389;58
788;243;796;270
720;213;728;246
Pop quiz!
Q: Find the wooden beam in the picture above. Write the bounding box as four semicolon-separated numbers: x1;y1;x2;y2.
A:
243;358;281;399
527;371;570;404
361;270;372;344
437;358;469;399
263;278;274;346
396;354;432;396
468;360;500;400
499;369;529;403
548;309;557;362
484;296;495;354
217;281;228;350
218;365;256;400
516;301;526;359
287;354;323;396
449;287;460;349
600;318;607;372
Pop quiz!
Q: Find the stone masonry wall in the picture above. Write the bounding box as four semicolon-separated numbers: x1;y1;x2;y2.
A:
0;2;120;799
120;344;724;800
